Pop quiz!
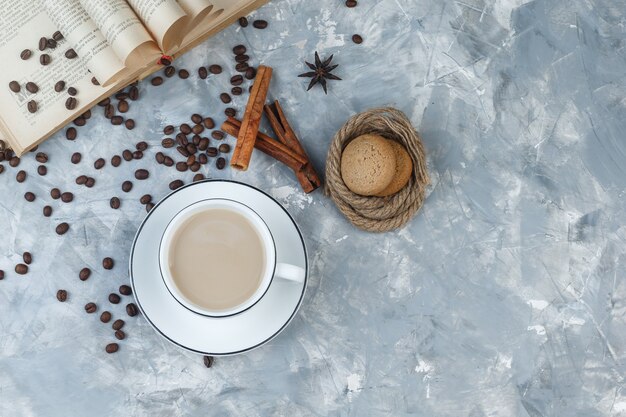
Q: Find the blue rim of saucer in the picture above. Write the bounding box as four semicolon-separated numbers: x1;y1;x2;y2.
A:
129;179;308;356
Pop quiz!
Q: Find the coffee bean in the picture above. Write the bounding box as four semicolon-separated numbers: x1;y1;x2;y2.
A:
26;82;39;93
9;81;20;93
56;289;67;302
235;54;249;63
37;165;47;176
169;179;184;190
52;30;63;41
90;76;99;85
216;157;226;170
115;91;129;100
94;158;105;169
186;143;197;154
351;34;364;45
220;93;231;103
0;270;4;280
192;135;201;147
203;117;215;129
176;162;188;172
65;48;77;59
136;141;148;151
188;115;202;126
66;127;77;140
178;69;189;79
75;175;87;185
112;329;125;340
9;156;20;167
112;319;125;330
197;153;208;165
164;125;175;135
61;192;73;203
85;302;97;313
104;104;115;118
38;37;47;51
65;97;77;110
15;263;28;275
155;152;165;164
190;162;200;172
186;155;196;166
175;147;188;159
176;133;189;146
125;119;135;130
0;164;4;175
110;197;120;209
20;49;31;60
117;100;129;113
198;66;208;79
238;16;248;27
35;152;48;163
122;180;132;191
116;285;131;297
45;40;57;51
191;124;203;135
27;100;37;113
108;293;121;304
192;173;204;182
81;110;91;120
197;138;208;152
164;66;175;77
245;67;257;80
253;19;268;29
224;108;236;117
203;355;214;368
102;257;114;270
79;267;91;281
126;303;138;317
208;64;222;74
164;156;174;167
151;76;163;86
206;147;218;157
100;311;112;323
231;86;243;95
159;56;171;66
43;205;52;217
138;194;151;205
235;62;249;73
111;116;123;125
233;45;247;55
40;54;51;65
105;343;119;354
128;86;139;100
218;143;231;153
111;155;121;167
346;0;357;5
24;192;35;202
85;177;95;188
135;169;149;180
51;188;61;199
230;75;243;86
179;123;191;135
161;139;175;150
16;170;26;183
122;149;133;161
73;117;86;127
56;222;69;235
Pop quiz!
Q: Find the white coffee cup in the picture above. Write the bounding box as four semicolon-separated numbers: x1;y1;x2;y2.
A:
159;199;305;317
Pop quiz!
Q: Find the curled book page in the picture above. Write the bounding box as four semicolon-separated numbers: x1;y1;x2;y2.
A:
126;0;189;52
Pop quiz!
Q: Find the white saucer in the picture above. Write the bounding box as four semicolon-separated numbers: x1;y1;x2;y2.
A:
129;180;308;356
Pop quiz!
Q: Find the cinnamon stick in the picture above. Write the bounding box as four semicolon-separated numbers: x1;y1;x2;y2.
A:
230;65;273;170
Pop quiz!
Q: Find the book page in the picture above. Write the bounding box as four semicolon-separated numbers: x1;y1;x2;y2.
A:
177;0;216;27
40;0;126;86
126;0;189;52
79;0;161;68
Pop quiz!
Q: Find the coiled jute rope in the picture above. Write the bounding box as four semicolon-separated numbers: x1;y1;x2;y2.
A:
325;107;429;232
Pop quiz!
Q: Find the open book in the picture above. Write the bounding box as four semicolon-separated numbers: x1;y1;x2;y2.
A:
0;0;268;155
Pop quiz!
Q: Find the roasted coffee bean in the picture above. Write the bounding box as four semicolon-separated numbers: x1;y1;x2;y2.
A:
230;75;243;85
110;197;120;209
203;117;215;129
85;302;97;313
224;108;236;117
66;127;77;140
176;161;188;172
186;155;196;166
218;143;231;154
102;257;114;270
203;355;214;368
164;156;174;166
56;289;67;302
65;97;77;110
233;45;247;55
119;285;132;296
352;34;363;44
0;164;4;174
104;104;114;119
135;141;148;151
79;267;91;281
40;54;50;65
16;170;26;183
235;54;249;63
122;149;133;161
9;156;20;167
189;114;202;125
50;188;60;198
249;85;253;93
43;205;52;217
38;36;47;51
122;180;132;192
94;158;105;169
193;173;205;182
198;137;210;151
0;270;4;280
231;86;243;95
105;343;119;354
208;64;222;74
24;192;35;202
216;157;226;170
52;30;63;41
162;138;175;149
100;311;112;323
253;19;268;29
112;319;125;330
190;162;200;172
169;179;184;190
131;150;142;160
85;177;95;188
245;67;257;80
82;109;91;119
65;49;77;60
155;152;165;164
108;293;121;304
37;165;47;176
163;125;175;135
192;124;204;135
238;16;248;27
198;153;208;164
139;194;152;205
146;203;153;212
114;329;126;340
56;222;69;235
117;100;128;113
91;76;100;85
128;86;139;100
15;263;28;274
206;147;218;157
151;76;163;86
178;69;189;79
75;175;87;185
27;100;37;113
164;66;175;77
125;119;135;130
159;56;171;66
47;38;57;49
126;303;138;317
198;66;208;79
111;155;121;167
192;135;201;146
20;49;32;60
180;123;192;134
111;116;123;125
22;252;32;265
97;98;110;107
346;0;357;6
211;130;225;140
220;93;231;103
115;92;128;100
176;146;189;158
135;169;149;180
9;81;20;93
73;117;86;127
176;133;189;146
61;192;73;203
26;82;39;93
186;143;197;154
235;62;249;72
35;152;48;163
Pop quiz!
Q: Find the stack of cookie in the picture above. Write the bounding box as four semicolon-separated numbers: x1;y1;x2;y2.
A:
340;134;412;197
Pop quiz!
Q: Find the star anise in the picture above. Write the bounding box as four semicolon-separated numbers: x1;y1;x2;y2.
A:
298;51;341;94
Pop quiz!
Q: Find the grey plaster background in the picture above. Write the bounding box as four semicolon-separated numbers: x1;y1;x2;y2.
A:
1;0;626;415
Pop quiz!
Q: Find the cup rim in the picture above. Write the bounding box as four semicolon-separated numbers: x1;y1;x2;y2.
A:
158;198;277;318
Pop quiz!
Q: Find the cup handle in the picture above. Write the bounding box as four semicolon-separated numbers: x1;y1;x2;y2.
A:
275;263;305;283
